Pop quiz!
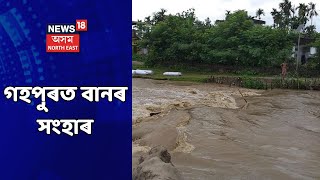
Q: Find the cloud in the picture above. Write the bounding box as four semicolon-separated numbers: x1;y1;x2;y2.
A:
133;0;320;31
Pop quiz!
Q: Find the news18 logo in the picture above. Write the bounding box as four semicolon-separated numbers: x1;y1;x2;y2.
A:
46;19;87;53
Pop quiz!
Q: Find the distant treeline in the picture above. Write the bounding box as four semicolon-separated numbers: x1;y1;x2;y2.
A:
134;0;320;72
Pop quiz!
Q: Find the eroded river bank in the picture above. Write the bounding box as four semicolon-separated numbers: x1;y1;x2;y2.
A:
132;78;320;180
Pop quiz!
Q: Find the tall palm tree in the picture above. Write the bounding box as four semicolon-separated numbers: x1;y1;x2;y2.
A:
296;3;309;25
256;8;265;19
279;0;293;28
271;8;278;27
308;2;318;26
271;8;278;16
280;0;292;17
225;10;231;19
271;8;283;28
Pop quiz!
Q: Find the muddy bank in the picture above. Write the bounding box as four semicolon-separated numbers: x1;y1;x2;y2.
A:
133;78;320;180
133;146;183;180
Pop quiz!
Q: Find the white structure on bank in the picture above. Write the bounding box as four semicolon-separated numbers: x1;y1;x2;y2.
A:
163;72;182;76
292;46;317;59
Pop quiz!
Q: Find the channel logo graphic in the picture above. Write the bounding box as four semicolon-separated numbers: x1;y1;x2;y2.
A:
46;19;87;53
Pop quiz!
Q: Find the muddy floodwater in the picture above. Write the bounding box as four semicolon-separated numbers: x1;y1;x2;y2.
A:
132;78;320;180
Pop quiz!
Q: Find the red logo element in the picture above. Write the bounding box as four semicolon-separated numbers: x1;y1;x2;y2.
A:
46;34;80;53
76;19;88;31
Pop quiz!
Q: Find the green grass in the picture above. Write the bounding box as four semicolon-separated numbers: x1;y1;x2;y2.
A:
132;64;273;83
132;64;320;90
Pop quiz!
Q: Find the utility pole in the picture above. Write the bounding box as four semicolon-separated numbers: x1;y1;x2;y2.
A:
295;24;304;74
296;32;301;72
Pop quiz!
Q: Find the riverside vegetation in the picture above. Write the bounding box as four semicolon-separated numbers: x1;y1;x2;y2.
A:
133;0;320;89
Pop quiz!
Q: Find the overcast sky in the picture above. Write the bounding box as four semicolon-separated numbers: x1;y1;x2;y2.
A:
133;0;320;31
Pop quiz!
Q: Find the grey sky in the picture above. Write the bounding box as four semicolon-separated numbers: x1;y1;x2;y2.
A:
133;0;320;31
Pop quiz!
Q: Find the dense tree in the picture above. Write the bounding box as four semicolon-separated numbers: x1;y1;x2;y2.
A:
137;9;295;67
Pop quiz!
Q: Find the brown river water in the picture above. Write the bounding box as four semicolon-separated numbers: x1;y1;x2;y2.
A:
132;78;320;180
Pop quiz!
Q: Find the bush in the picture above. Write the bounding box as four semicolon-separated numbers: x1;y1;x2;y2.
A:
132;53;147;62
242;78;265;89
